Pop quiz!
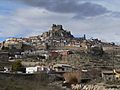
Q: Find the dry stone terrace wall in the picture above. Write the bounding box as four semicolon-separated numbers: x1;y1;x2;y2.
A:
70;84;120;90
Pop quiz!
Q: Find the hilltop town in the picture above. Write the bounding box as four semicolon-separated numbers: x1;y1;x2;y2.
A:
0;24;120;90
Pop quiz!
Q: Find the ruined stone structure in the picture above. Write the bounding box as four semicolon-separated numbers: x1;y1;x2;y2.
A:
41;24;74;40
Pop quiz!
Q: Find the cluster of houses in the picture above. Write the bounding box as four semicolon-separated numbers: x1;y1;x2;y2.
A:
0;24;115;55
0;24;120;85
0;24;103;51
1;57;120;84
25;63;75;74
2;63;75;74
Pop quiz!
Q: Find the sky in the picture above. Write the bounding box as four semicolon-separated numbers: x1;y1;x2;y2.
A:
0;0;120;44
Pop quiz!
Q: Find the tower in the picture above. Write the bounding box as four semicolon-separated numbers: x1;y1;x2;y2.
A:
83;34;86;40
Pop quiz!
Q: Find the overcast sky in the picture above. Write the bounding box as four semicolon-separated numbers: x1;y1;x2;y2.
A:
0;0;120;44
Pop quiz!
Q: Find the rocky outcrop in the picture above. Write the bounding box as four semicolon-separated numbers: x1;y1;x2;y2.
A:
41;24;74;41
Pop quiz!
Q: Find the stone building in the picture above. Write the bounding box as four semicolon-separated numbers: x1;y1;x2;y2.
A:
0;51;9;61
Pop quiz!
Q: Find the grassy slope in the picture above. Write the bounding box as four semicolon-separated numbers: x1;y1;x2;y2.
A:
0;73;63;90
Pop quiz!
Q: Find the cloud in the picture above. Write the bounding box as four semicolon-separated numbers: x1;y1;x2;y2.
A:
0;6;120;43
17;0;78;13
73;2;109;19
0;0;120;43
110;12;120;18
11;0;120;19
0;7;73;38
16;0;109;19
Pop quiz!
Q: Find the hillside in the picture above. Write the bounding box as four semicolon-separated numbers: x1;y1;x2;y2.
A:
0;73;63;90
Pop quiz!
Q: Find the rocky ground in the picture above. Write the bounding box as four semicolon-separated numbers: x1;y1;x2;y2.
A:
62;83;120;90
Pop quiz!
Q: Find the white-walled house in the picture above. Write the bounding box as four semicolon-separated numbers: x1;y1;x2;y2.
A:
26;66;49;74
26;67;37;74
26;66;41;74
4;67;11;72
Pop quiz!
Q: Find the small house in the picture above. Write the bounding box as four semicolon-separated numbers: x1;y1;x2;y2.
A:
26;67;38;74
0;51;9;61
59;50;73;56
26;66;49;74
50;51;59;58
4;67;11;72
102;70;116;81
26;66;41;74
53;64;73;72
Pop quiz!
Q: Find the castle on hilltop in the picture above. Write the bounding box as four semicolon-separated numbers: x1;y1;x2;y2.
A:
52;24;63;31
0;24;110;51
